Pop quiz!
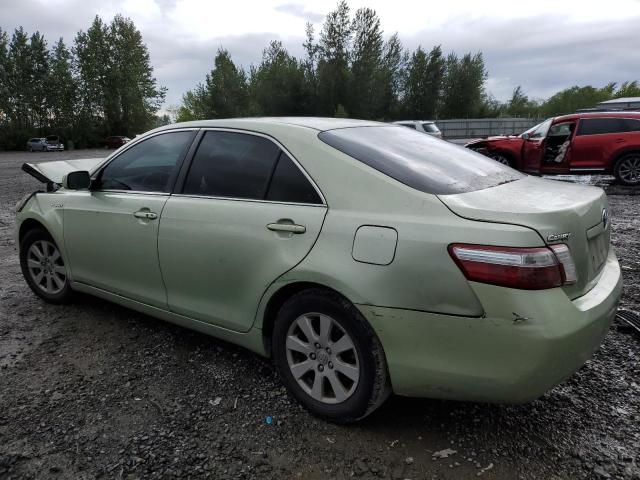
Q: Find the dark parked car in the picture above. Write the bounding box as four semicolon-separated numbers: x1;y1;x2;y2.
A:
104;136;131;149
465;112;640;186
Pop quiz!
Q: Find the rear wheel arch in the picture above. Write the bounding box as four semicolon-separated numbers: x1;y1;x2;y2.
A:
261;282;359;356
613;150;640;185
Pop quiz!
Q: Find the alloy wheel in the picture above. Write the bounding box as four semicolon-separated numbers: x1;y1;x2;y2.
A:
285;313;360;404
27;240;67;295
618;156;640;184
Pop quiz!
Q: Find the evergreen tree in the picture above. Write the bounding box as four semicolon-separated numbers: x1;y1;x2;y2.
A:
349;7;383;119
440;52;487;118
48;39;77;134
7;27;32;131
250;41;308;116
203;49;248;118
316;0;352;116
29;32;49;131
379;33;406;119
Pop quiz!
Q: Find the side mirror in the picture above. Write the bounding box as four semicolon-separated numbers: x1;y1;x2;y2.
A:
521;133;530;140
63;170;91;190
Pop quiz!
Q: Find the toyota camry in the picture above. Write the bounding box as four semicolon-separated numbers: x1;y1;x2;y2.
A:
15;118;622;423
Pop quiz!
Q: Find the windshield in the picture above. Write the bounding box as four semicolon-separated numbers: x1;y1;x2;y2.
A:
521;118;552;138
318;126;523;195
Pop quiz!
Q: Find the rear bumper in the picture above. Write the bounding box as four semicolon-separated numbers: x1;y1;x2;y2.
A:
358;249;622;403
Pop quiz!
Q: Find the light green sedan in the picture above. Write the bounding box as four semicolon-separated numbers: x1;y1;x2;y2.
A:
15;118;622;423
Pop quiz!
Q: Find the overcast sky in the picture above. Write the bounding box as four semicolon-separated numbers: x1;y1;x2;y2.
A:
2;0;639;110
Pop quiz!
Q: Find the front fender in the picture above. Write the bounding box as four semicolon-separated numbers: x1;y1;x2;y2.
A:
16;193;71;280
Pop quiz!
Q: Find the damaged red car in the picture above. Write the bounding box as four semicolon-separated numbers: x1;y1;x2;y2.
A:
465;112;640;186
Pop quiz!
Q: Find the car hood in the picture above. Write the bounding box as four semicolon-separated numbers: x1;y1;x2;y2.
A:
465;135;519;145
22;158;105;184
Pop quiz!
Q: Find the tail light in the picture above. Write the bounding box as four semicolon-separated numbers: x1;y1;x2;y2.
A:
448;243;578;290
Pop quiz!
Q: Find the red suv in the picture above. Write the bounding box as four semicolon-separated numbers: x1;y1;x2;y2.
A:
104;136;131;149
465;112;640;186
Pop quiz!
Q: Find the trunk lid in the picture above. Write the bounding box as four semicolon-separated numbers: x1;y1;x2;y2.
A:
22;158;105;185
439;176;610;299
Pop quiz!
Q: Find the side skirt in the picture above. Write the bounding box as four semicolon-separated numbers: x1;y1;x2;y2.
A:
71;282;268;357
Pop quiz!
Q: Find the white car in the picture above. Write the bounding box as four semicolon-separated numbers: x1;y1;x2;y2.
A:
26;136;64;152
393;120;442;138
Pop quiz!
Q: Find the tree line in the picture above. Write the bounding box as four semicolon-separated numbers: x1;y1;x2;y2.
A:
177;1;639;124
176;1;489;122
2;1;639;150
0;16;166;150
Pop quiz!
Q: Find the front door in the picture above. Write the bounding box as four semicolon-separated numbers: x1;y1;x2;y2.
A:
63;130;196;308
520;118;552;173
158;130;327;332
540;121;575;175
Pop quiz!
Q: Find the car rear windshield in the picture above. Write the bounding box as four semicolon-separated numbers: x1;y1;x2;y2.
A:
318;126;523;195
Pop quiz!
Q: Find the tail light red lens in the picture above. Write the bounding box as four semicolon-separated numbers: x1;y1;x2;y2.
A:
448;243;577;290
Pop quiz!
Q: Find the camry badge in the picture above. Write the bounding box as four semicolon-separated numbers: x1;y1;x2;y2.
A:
547;232;571;242
602;208;608;230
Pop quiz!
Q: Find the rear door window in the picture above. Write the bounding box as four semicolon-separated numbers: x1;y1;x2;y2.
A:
619;118;640;132
183;131;280;200
319;126;523;195
576;118;625;136
266;153;322;204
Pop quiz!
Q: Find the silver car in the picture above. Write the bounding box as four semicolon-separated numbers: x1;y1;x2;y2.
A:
26;136;64;152
393;120;442;138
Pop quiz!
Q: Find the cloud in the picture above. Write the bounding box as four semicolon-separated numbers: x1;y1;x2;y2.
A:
1;0;639;110
275;3;324;23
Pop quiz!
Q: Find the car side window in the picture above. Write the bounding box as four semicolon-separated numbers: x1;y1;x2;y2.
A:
266;152;322;204
619;118;640;132
183;131;280;200
401;123;417;129
97;131;194;193
576;118;624;136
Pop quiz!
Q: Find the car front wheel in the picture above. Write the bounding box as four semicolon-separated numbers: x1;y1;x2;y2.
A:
20;229;73;304
614;153;640;186
272;289;390;423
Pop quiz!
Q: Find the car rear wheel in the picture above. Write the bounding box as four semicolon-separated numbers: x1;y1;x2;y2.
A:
272;289;390;423
20;229;73;304
614;153;640;186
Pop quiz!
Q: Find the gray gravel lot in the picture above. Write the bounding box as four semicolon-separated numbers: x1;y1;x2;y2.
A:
0;150;639;480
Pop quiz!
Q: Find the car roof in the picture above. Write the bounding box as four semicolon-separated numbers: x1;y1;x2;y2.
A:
554;111;640;122
159;117;385;133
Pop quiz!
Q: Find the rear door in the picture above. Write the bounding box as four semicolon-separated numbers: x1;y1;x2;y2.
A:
570;118;626;171
158;129;327;332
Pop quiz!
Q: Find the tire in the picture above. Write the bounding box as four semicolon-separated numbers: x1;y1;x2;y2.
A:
490;153;512;167
272;288;391;423
614;153;640;186
20;229;73;304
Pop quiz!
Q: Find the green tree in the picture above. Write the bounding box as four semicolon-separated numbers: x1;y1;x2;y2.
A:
29;32;49;131
316;0;352;116
7;27;32;131
539;84;615;116
74;16;111;143
250;41;308;116
440;52;487;118
203;49;249;118
403;46;445;119
108;15;166;135
379;33;406;119
348;7;383;119
47;38;77;136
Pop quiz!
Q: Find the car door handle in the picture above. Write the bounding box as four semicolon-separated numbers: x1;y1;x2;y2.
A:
267;223;306;234
133;210;158;220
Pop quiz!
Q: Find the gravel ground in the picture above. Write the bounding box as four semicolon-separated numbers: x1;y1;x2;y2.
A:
0;150;639;480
